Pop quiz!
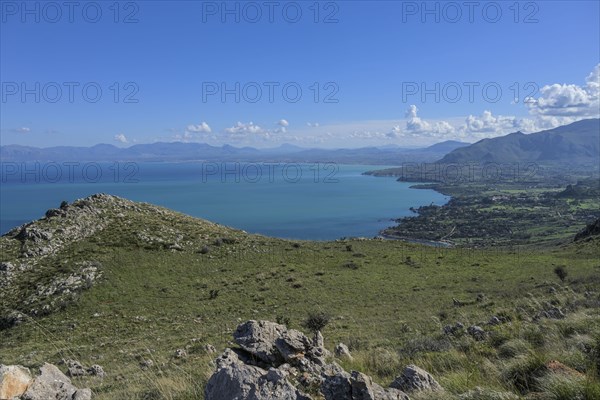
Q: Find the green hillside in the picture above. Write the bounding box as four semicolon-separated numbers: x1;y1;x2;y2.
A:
1;194;599;399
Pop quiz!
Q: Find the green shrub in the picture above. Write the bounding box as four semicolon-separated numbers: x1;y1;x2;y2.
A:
302;311;331;334
502;353;548;393
554;266;568;282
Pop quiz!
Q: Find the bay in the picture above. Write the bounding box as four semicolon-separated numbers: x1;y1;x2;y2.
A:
0;162;448;240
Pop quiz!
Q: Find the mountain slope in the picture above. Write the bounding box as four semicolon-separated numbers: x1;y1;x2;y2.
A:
439;118;600;164
420;140;470;154
0;141;469;164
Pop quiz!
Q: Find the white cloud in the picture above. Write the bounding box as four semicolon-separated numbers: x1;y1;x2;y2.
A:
225;121;265;135
186;122;212;133
307;122;320;127
350;130;387;139
526;63;600;118
402;105;456;137
462;110;525;134
114;133;128;143
387;125;403;138
278;119;289;127
12;127;30;134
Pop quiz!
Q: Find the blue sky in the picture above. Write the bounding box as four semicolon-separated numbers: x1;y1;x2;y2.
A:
1;0;599;148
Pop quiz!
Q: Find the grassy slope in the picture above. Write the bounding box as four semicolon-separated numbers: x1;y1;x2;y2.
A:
1;196;599;399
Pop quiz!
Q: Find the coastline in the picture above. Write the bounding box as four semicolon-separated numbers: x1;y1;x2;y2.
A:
366;166;454;247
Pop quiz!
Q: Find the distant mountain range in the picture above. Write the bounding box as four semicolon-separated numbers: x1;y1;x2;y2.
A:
0;140;470;165
439;119;600;164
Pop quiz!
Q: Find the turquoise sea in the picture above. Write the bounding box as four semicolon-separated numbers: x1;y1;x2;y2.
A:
0;162;448;240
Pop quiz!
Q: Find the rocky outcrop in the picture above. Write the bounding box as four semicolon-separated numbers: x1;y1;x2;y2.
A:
6;194;118;259
1;363;92;400
206;320;440;400
205;350;310;400
0;261;102;330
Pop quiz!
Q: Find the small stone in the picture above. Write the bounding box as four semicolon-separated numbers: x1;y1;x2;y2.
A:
88;364;105;378
66;360;86;377
203;344;217;354
467;326;486;341
175;349;188;358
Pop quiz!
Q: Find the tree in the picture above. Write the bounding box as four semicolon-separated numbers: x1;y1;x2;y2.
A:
302;311;331;334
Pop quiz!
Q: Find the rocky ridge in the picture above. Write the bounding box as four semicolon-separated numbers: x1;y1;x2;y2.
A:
0;193;238;330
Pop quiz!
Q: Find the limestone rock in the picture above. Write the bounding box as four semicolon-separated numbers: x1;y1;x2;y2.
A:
66;360;86;377
208;321;435;400
205;362;310;400
234;320;323;368
467;326;486;341
0;365;32;400
174;349;187;358
320;367;351;400
21;363;91;400
233;320;287;365
334;343;353;360
351;371;409;400
88;365;105;378
390;364;442;393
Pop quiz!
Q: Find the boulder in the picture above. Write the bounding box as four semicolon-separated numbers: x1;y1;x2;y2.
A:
0;365;32;400
233;320;288;365
467;326;486;341
334;343;353;360
443;322;464;336
320;367;351;400
66;360;86;377
390;364;442;393
350;371;409;400
320;368;409;400
313;331;325;349
205;360;310;400
234;320;323;368
21;363;91;400
274;329;314;364
88;365;105;378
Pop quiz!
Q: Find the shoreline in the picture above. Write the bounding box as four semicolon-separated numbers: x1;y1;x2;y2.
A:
368;167;453;247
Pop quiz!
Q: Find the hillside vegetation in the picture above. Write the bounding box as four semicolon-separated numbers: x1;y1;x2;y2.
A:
1;194;599;399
